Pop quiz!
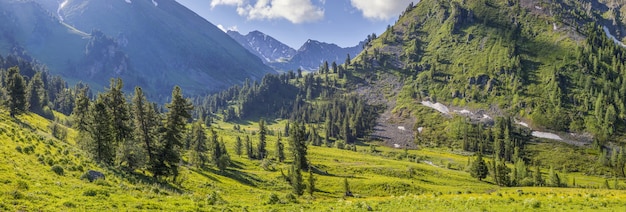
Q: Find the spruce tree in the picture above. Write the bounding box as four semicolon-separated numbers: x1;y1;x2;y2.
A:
84;95;115;164
235;136;242;157
258;119;267;159
152;86;192;179
276;134;285;162
289;122;308;170
470;153;489;181
72;87;90;132
104;78;132;146
189;121;208;168
131;87;157;168
25;71;45;114
6;66;26;117
245;135;254;159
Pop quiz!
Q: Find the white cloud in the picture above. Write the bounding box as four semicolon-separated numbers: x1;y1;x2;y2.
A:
212;0;324;24
217;24;239;32
350;0;415;20
211;0;245;8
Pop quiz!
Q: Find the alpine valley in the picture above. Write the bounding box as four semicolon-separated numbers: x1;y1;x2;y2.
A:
4;0;626;211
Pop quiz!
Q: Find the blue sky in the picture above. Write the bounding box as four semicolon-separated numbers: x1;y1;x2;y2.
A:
175;0;415;49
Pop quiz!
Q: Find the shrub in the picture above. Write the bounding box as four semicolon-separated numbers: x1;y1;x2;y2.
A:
83;189;97;196
335;140;345;149
51;165;64;176
63;201;76;208
284;193;297;203
266;193;280;205
16;180;28;190
15;146;22;153
206;191;226;205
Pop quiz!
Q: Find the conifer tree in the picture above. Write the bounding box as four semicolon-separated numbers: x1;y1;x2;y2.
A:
235;136;242;157
152;86;192;179
105;78;132;145
289;122;308;170
276;133;285;162
258;119;267;159
84;95;115;164
25;71;45;114
72;87;90;132
470;153;489;181
5;66;26;117
189;121;208;168
131;87;158;167
245;135;254;159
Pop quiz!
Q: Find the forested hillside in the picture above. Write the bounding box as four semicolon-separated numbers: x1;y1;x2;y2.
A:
4;0;626;210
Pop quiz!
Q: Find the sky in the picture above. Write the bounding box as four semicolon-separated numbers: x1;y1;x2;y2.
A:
175;0;416;49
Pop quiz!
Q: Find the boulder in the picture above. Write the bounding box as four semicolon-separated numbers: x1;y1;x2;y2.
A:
86;170;105;182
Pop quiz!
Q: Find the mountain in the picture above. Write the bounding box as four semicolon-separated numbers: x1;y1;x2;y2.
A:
352;0;626;145
281;39;365;71
0;0;273;99
227;30;296;63
226;30;364;71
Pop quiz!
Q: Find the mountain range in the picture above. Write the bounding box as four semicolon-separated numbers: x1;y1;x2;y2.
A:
227;30;364;71
0;0;273;99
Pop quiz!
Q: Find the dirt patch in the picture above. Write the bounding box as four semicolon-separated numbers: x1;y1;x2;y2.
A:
356;73;416;149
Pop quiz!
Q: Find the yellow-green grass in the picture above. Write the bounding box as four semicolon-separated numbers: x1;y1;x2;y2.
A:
2;109;626;211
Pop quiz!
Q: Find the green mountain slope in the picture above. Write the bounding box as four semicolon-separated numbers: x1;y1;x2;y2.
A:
354;0;626;143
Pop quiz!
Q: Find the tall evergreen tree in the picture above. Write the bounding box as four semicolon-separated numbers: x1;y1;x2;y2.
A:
289;122;308;170
84;95;115;164
104;78;132;145
131;87;158;168
72;87;90;132
470;153;489;181
25;71;46;114
276;133;285;162
245;135;254;159
189;121;208;168
258;119;267;159
5;66;26;117
152;86;192;179
235;136;243;157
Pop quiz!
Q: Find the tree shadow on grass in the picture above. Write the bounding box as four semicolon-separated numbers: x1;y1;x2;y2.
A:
108;168;184;194
204;167;263;187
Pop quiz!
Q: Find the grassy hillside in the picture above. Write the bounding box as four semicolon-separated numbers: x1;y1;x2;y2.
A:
1;109;626;210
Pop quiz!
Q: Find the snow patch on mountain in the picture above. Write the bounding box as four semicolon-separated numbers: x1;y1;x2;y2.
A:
125;0;132;3
603;26;626;48
152;0;158;6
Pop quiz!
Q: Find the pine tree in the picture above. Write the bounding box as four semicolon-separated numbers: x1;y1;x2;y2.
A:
131;87;158;168
289;122;308;170
84;95;115;164
290;163;304;195
104;78;132;146
470;153;489;181
258;119;267;159
5;66;26;117
534;166;543;186
549;166;561;187
217;139;230;172
245;135;254;159
235;136;242;157
25;71;45;114
276;133;285;162
343;177;352;196
189;121;208;168
152;86;192;180
72;87;90;132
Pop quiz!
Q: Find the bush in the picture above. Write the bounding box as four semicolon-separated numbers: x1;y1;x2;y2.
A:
266;193;280;205
206;191;226;205
15;146;22;153
63;201;76;208
16;180;28;190
51;165;64;176
335;140;345;150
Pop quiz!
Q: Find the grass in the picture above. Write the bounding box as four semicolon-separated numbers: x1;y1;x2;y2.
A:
1;109;626;210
